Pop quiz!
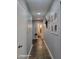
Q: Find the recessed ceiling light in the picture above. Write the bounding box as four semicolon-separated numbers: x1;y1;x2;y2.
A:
37;12;41;15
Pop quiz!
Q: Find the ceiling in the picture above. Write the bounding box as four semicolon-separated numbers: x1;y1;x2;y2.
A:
25;0;54;18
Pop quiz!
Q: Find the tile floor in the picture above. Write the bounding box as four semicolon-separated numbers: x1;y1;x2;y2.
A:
28;38;51;59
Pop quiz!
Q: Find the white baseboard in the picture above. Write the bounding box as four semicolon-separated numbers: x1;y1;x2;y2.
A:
27;44;33;59
43;40;54;59
26;40;54;59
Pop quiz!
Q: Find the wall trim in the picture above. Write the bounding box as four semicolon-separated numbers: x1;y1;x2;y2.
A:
43;40;54;59
27;44;33;59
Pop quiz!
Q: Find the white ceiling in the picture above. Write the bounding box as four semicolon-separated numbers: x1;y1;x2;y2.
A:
26;0;54;17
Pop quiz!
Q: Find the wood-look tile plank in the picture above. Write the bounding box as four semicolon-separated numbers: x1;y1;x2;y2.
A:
29;39;51;59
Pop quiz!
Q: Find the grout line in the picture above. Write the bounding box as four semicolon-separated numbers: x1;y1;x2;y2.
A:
43;40;54;59
27;44;33;59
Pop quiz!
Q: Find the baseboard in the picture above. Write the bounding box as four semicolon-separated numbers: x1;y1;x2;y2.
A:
43;40;54;59
27;44;33;59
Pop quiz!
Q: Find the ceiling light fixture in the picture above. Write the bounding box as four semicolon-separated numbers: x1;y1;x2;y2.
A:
37;12;41;15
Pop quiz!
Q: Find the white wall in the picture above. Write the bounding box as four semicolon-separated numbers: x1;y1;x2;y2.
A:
27;17;32;54
17;0;32;59
44;0;61;59
32;21;37;39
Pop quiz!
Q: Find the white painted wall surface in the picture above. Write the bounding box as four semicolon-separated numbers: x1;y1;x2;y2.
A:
44;1;61;59
17;0;32;59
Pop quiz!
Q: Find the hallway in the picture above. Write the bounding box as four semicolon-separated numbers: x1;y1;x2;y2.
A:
28;38;51;59
17;0;61;59
28;21;52;59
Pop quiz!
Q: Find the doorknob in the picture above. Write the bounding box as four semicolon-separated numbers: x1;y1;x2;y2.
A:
18;45;23;48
